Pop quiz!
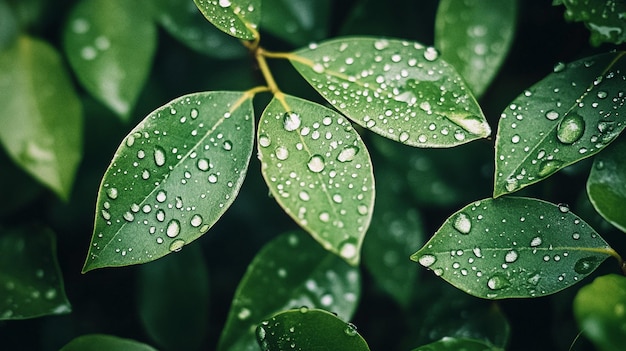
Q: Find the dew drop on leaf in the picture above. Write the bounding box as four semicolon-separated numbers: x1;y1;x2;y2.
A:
538;160;564;177
156;190;167;203
197;158;210;171
307;155;325;173
505;250;519;263
169;238;185;252
283;112;301;131
418;254;436;267
530;236;542;247
106;187;118;200
344;322;358;336
190;214;203;228
337;146;359;162
275;146;289;160
259;134;271;147
154;146;166;167
166;219;181;238
553;61;566;73
556;113;585;144
487;274;510;290
453;212;472;234
545;110;560;120
574;256;599;274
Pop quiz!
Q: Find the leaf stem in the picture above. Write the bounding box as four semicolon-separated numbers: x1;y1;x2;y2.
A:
255;48;280;94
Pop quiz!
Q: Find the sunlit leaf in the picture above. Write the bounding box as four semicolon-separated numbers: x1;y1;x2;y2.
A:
494;52;626;198
0;227;71;320
411;197;615;299
137;244;209;351
218;231;360;351
556;0;626;46
256;308;370;351
574;274;626;351
258;94;374;265
289;37;491;147
587;139;626;232
60;334;157;351
435;0;517;97
0;35;82;200
260;0;330;46
194;0;261;40
63;0;157;120
83;91;254;272
411;337;503;351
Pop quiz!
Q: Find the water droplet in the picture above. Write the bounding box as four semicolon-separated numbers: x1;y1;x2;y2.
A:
340;241;357;260
298;191;310;201
106;187;118;200
487;274;510;290
344;323;358;336
156;209;166;222
511;134;521;144
219;0;231;7
357;204;369;215
257;325;267;341
553;62;566;73
190;214;203;228
572;232;580;240
332;194;343;203
259;134;271;147
574;256;599;274
223;140;233;151
399;131;410;142
545;110;560;120
166;219;181;238
453;212;471;234
123;211;135;222
169;239;185;252
418;254;436;267
337;146;359;162
538;160;564;177
197;158;210;171
556;113;585;144
208;174;218;183
505;250;519;263
275;146;289;160
505;178;519;192
530;236;542;247
319;212;330;222
596;90;608;99
557;203;570;213
283;112;301;131
156;190;167;203
299;306;309;313
154;146;166;167
307;155;325;173
423;46;439;61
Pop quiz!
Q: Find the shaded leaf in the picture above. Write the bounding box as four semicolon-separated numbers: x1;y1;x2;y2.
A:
63;0;157;120
194;0;261;40
60;334;157;351
411;337;502;351
0;0;18;50
256;308;370;351
83;91;254;272
258;94;374;265
218;231;360;351
260;0;330;46
494;52;626;197
289;37;490;147
411;197;615;299
435;0;518;97
0;227;71;320
557;0;626;46
0;35;82;200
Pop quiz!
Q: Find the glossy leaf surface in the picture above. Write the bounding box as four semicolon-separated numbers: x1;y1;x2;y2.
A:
494;52;626;197
84;91;254;272
256;308;369;351
258;94;374;265
194;0;261;40
289;37;491;147
218;231;360;351
411;197;614;299
411;337;502;351
63;0;156;120
0;35;82;200
60;334;157;351
260;0;330;46
574;274;626;351
587;139;626;232
0;227;71;320
435;0;517;97
558;0;626;46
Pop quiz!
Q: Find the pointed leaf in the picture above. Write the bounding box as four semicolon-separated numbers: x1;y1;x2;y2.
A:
260;0;330;46
63;0;157;120
218;231;360;351
83;91;254;272
60;334;157;351
557;0;626;46
411;197;615;299
435;0;518;97
494;52;626;197
0;35;82;200
256;308;370;351
258;94;374;265
288;37;491;147
411;337;502;351
0;227;71;320
193;0;261;40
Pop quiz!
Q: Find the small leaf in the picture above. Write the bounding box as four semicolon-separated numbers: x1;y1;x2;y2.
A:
258;94;374;265
494;51;626;197
218;231;360;351
60;334;157;351
260;0;330;46
411;337;503;351
0;227;71;320
289;37;491;147
63;0;157;120
574;274;626;351
0;35;82;200
194;0;261;40
435;0;518;97
557;0;626;46
83;91;254;272
587;139;626;232
256;308;370;351
411;197;615;299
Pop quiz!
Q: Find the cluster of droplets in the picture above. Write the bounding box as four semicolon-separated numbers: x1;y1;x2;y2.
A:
197;0;258;36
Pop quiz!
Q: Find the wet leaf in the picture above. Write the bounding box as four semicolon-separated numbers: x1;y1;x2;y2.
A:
587;139;626;232
556;0;626;46
260;0;330;46
0;35;82;201
258;94;374;265
289;37;491;147
0;227;71;320
411;337;502;351
494;52;626;198
194;0;261;40
137;244;209;351
63;0;156;120
574;274;626;351
83;91;254;272
411;197;615;299
60;334;157;351
435;0;518;97
256;308;370;351
218;231;360;351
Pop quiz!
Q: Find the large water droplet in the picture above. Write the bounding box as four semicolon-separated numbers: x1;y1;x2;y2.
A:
418;254;436;267
259;134;271;147
556;113;585;144
337;146;359;162
154;146;166;167
545;110;560;121
553;62;566;73
190;214;203;228
197;158;210;171
505;250;519;263
487;274;510;290
423;46;439;61
538;160;564;177
156;190;167;203
340;241;358;260
574;256;599;274
344;323;358;337
283;112;301;131
307;155;325;173
166;219;181;238
275;146;289;160
169;239;185;252
453;212;471;234
530;236;542;247
106;187;118;200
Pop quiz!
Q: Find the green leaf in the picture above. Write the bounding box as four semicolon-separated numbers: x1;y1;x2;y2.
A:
494;51;626;198
0;35;83;201
258;94;374;265
150;0;246;59
137;243;209;351
60;334;157;351
193;0;261;40
0;0;18;50
260;0;330;46
557;0;626;46
83;91;254;272
411;197;615;299
218;231;360;351
574;274;626;351
256;308;370;351
289;37;491;147
63;0;157;120
435;0;518;97
587;139;626;232
411;337;503;351
0;227;71;320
